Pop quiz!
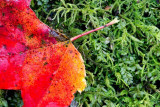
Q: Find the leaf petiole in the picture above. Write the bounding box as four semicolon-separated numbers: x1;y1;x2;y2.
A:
70;18;119;42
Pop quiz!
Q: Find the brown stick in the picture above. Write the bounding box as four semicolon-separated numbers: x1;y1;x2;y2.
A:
70;18;119;42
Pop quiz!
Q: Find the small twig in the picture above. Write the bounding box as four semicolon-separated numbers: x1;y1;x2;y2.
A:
70;18;119;42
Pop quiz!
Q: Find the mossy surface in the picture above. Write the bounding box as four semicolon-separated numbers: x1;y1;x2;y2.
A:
0;0;160;107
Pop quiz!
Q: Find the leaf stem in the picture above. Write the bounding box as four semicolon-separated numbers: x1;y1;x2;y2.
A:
70;18;119;42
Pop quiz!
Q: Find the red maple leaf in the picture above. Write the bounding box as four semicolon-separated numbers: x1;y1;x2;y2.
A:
0;0;86;106
0;0;118;106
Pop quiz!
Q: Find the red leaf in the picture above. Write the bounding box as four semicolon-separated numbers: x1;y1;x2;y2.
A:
21;42;86;107
0;37;26;89
0;0;57;48
0;0;86;106
0;0;57;90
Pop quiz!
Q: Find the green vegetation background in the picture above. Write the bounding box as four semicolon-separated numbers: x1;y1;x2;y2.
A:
0;0;160;107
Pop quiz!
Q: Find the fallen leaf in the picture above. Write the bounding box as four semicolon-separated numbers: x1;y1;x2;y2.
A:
21;42;86;107
0;0;86;106
0;37;26;89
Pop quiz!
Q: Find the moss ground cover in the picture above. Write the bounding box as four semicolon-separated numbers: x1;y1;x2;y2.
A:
0;0;160;106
